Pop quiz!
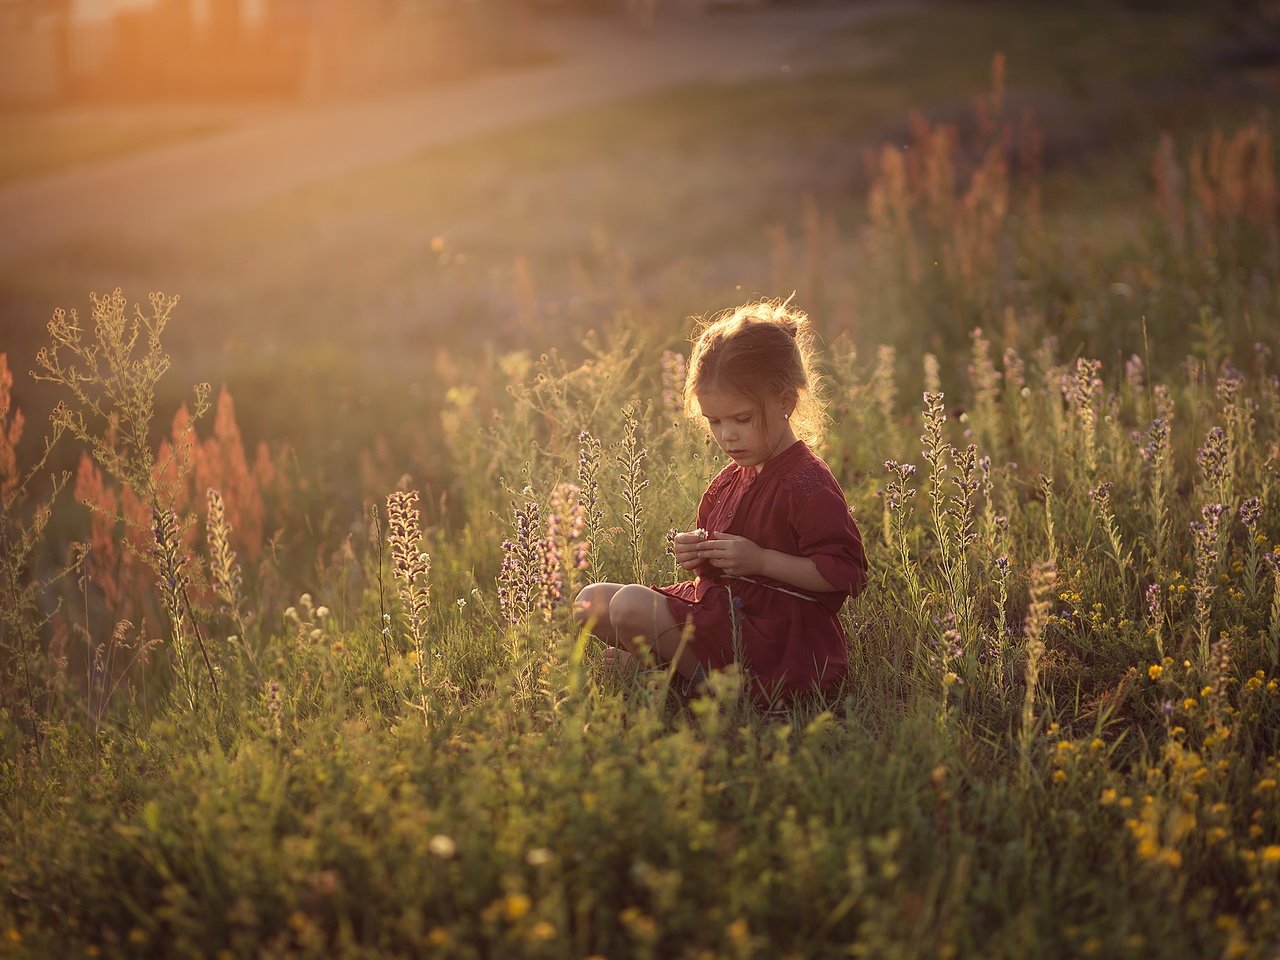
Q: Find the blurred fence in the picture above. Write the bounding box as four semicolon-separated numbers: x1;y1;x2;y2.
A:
0;0;539;104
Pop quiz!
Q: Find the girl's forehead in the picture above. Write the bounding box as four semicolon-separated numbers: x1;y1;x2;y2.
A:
695;384;756;415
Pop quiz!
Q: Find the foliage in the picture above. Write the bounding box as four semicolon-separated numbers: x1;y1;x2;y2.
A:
3;110;1280;960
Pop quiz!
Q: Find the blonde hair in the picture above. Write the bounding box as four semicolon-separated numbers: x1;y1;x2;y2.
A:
684;298;827;445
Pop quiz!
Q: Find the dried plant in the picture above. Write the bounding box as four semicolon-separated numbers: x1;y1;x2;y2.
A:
207;487;252;674
1019;559;1056;786
31;291;218;707
386;490;432;683
617;404;650;584
576;430;605;581
1191;503;1227;667
498;495;544;627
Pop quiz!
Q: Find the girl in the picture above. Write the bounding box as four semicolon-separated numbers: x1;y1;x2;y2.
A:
573;300;868;706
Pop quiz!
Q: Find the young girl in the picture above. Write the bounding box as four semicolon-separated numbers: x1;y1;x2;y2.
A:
573;300;868;706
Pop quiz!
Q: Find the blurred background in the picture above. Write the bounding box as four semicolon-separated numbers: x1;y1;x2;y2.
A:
1;0;1278;518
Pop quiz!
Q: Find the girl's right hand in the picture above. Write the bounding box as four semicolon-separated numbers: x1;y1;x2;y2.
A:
672;529;709;571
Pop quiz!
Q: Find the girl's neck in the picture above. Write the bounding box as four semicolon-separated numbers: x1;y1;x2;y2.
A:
755;429;800;473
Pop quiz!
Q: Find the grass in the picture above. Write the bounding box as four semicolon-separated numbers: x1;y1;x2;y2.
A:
2;6;1280;953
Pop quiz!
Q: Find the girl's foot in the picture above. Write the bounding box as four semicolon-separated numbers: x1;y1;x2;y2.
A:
601;645;638;675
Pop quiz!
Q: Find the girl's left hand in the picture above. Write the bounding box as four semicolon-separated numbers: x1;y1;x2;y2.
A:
700;533;764;577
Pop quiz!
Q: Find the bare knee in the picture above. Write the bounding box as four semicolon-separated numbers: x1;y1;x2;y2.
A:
574;582;621;629
609;584;664;644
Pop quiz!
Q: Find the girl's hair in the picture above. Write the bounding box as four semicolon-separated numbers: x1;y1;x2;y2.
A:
684;298;827;445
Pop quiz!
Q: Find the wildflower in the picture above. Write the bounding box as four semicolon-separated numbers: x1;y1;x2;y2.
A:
1239;497;1263;528
1140;416;1170;464
525;847;555;867
1196;427;1230;498
1052;769;1068;784
1148;664;1163;680
504;894;532;921
1262;846;1280;864
386;490;432;668
1257;778;1278;792
427;928;452;946
1090;738;1105;752
530;920;556;942
1125;354;1144;390
428;834;457;858
264;680;283;738
1100;788;1117;805
726;919;751;947
660;349;688;420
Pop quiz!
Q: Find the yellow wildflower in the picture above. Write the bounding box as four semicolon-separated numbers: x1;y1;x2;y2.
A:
1184;698;1197;710
1090;738;1105;752
1257;778;1278;793
530;920;557;942
427;928;452;946
1148;664;1163;680
726;919;751;946
1261;846;1280;864
1099;788;1117;806
504;894;532;921
1052;770;1068;784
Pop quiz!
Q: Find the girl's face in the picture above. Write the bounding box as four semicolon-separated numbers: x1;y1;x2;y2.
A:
695;382;796;472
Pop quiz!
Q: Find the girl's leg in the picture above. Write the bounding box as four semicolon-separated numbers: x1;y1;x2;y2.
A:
607;584;702;680
573;582;626;643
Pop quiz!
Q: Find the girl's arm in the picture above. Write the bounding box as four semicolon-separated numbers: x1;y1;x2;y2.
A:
696;534;839;593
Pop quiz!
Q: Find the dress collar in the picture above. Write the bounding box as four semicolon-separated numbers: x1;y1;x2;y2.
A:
758;439;806;475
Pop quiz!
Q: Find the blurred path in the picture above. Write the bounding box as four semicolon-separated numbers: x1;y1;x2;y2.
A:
0;2;912;265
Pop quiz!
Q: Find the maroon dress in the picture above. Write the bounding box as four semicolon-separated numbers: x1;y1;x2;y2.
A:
655;440;868;705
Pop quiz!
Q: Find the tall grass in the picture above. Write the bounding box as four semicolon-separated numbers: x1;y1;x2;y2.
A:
2;108;1280;958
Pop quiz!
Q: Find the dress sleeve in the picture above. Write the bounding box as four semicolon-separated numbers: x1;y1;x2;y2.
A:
790;479;868;598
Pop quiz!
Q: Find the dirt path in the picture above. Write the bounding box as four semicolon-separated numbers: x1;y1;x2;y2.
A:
0;2;914;266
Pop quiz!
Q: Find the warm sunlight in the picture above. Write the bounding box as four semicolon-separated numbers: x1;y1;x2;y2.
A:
2;1;1279;955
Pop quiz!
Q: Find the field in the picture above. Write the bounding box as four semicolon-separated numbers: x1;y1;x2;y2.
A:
3;1;1280;957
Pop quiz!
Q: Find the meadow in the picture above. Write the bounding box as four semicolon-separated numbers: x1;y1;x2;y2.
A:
3;2;1280;957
